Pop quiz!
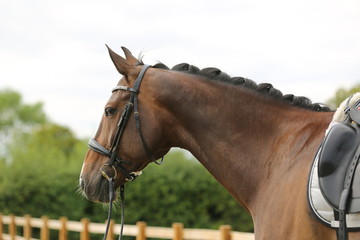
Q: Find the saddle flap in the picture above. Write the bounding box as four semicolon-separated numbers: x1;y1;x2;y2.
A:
318;123;360;211
349;164;360;212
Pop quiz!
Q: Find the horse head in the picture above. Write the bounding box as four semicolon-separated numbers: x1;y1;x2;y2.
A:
79;46;170;202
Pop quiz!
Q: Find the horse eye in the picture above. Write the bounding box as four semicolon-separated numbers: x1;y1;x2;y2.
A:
105;107;117;116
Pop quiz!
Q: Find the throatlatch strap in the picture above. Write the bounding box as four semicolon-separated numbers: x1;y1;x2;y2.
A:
133;96;164;165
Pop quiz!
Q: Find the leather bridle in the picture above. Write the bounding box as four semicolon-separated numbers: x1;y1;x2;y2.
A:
87;64;164;240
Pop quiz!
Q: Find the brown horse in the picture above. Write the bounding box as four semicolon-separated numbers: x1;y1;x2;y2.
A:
79;46;360;240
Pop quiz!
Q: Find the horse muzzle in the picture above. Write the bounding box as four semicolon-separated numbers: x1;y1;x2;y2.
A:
80;166;142;203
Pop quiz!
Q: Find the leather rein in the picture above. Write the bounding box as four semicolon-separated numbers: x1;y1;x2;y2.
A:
88;64;164;240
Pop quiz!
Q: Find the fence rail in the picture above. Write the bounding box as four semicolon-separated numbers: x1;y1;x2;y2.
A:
0;214;254;240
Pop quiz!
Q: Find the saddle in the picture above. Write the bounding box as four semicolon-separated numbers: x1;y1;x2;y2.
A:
318;97;360;239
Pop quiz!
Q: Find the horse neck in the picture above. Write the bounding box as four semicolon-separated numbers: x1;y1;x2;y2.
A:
146;69;333;212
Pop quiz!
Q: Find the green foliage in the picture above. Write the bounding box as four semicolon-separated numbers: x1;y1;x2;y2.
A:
0;89;47;160
0;123;92;220
125;151;253;231
0;89;46;129
327;84;360;108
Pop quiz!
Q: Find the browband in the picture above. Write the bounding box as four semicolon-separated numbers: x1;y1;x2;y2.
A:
112;64;151;93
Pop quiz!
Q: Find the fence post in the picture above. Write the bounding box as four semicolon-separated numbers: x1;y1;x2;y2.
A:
219;225;232;240
136;221;146;240
41;216;49;240
80;218;90;240
172;223;183;240
9;214;16;240
106;220;114;240
59;217;68;240
0;214;3;240
24;214;32;240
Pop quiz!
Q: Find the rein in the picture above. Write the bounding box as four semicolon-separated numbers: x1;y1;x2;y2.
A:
88;64;164;240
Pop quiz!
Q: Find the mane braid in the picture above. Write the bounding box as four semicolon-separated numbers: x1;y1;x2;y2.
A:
152;62;332;112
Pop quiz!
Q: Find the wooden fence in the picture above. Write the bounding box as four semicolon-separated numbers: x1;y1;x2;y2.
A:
0;214;254;240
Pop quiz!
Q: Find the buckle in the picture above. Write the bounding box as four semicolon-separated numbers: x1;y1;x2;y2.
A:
100;164;117;180
126;171;142;182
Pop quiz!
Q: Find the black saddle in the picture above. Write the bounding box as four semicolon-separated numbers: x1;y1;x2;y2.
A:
318;122;360;212
318;97;360;240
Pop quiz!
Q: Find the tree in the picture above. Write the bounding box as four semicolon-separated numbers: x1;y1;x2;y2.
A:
0;123;88;216
0;89;46;160
327;84;360;108
0;89;92;221
0;88;46;129
0;117;96;240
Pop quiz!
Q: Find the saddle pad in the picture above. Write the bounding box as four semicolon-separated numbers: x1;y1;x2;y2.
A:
308;148;360;228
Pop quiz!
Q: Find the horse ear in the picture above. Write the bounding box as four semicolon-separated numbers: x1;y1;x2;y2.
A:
121;46;138;65
106;45;133;78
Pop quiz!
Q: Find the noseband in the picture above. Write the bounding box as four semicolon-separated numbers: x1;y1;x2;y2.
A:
87;64;164;240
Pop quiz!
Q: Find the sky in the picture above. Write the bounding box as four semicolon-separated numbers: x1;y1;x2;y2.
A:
1;0;360;138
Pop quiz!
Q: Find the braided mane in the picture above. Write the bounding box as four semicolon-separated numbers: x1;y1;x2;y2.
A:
151;62;331;112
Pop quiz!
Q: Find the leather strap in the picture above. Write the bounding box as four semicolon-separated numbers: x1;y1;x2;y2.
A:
338;143;360;240
88;138;111;157
338;210;348;240
127;65;164;164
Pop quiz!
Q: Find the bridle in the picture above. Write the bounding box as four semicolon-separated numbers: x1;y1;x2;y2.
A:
87;64;164;240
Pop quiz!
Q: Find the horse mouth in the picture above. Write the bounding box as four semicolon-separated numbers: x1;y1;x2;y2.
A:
80;174;114;203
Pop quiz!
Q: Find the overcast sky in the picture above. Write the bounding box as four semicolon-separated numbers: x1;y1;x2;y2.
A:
1;0;360;138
